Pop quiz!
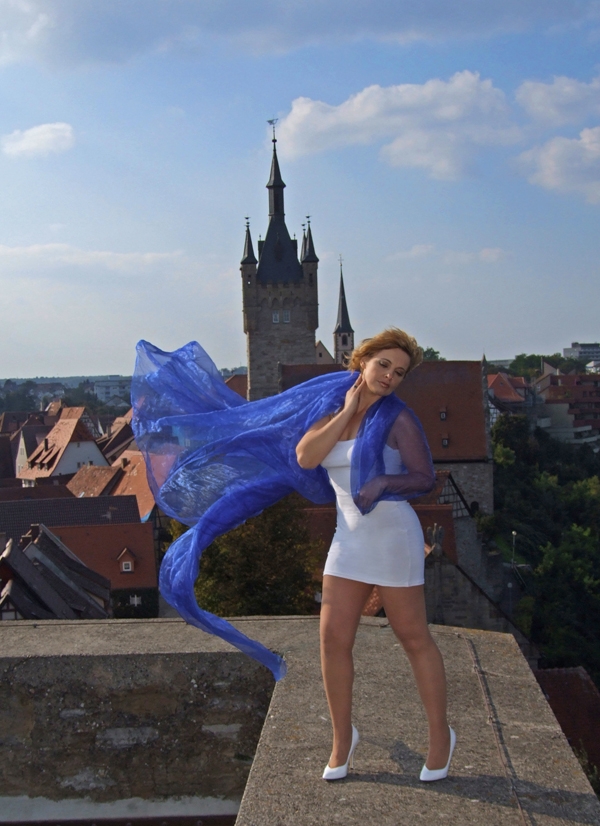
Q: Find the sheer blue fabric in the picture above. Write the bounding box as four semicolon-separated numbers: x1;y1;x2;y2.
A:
132;339;434;681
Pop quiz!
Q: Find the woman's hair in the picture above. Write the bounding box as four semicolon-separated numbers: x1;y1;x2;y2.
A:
348;327;423;373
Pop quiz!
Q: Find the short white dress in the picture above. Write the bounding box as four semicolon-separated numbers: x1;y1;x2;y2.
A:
321;439;425;587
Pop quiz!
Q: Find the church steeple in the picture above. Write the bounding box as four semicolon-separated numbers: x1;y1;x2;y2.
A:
334;261;354;364
242;127;319;400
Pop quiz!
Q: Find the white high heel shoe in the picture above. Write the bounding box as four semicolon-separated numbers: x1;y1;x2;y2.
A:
322;725;359;781
419;727;456;782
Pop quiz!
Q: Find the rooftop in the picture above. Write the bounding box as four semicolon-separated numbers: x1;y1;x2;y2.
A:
0;618;595;825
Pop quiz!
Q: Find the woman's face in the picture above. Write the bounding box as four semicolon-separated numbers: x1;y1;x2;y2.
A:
361;348;411;396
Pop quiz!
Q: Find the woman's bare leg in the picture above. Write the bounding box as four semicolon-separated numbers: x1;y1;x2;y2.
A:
320;575;373;767
379;584;450;770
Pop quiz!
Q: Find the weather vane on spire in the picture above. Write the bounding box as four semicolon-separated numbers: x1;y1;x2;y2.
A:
339;253;343;271
267;118;279;141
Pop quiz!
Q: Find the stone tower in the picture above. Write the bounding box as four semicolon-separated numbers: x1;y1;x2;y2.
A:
333;264;354;364
241;137;319;400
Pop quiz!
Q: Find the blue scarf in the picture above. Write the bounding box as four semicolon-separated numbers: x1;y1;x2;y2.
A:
132;339;406;680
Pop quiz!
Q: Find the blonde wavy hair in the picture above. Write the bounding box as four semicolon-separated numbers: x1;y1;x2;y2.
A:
348;327;423;373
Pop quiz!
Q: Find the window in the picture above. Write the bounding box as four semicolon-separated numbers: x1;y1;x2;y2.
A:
442;437;449;448
121;560;133;572
272;311;280;323
129;595;142;607
282;310;290;323
440;411;447;421
342;335;347;346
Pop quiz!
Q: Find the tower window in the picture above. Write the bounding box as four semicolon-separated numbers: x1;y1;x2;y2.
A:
272;311;280;323
309;274;313;286
341;335;347;346
283;310;290;323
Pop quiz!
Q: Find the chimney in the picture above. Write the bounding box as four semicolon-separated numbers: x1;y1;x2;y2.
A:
44;438;49;451
121;457;129;468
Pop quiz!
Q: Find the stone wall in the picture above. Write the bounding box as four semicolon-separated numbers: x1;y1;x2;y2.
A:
0;646;272;818
424;552;536;665
435;461;494;514
242;266;318;400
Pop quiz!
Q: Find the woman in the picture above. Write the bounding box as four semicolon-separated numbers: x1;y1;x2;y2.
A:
296;328;455;782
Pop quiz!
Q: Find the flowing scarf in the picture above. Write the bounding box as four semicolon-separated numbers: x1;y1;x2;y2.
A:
132;339;408;680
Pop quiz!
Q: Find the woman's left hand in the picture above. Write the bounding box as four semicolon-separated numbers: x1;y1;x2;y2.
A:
355;475;385;512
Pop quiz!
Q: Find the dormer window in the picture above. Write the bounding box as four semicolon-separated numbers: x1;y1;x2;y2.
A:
442;437;449;448
440;409;447;421
121;560;133;573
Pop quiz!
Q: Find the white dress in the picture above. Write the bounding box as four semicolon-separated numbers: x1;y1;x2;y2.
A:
321;439;425;587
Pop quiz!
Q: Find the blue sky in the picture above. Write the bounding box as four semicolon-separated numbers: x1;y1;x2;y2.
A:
1;1;599;376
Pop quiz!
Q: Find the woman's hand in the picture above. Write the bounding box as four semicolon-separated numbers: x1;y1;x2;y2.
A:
355;475;385;512
343;375;363;417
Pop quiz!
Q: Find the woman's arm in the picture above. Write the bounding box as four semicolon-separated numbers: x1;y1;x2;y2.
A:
355;407;435;510
296;376;364;469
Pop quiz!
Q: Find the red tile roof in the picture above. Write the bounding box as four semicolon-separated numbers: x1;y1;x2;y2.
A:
280;364;344;391
487;373;524;403
110;450;155;520
67;465;123;498
534;667;600;772
18;416;97;479
0;485;74;503
52;522;157;590
397;361;490;462
225;374;248;399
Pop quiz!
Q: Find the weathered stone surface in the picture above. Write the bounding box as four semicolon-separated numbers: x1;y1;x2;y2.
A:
1;617;598;825
236;621;600;826
0;622;273;805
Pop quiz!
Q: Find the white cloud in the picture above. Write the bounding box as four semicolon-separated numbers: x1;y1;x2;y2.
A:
518;127;600;203
0;1;597;65
516;75;600;125
389;244;506;263
0;243;182;274
389;244;436;260
1;123;74;157
279;71;521;180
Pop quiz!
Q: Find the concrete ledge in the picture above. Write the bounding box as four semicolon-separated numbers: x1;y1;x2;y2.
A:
1;618;599;825
235;619;600;826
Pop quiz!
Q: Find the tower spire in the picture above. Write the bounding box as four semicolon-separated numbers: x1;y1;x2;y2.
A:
333;257;354;364
266;120;285;217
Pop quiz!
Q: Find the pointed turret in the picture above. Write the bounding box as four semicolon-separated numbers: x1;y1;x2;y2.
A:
301;221;319;263
333;263;354;364
267;137;285;217
241;220;257;265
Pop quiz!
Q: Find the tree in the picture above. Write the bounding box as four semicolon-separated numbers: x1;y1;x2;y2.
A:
0;380;38;413
193;494;322;616
422;347;445;361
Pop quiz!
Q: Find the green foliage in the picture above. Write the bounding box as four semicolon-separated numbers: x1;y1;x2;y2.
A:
493;443;515;466
422;347;445;361
507;352;588;379
492;413;600;684
0;380;38;413
574;745;600;796
194;494;321;617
